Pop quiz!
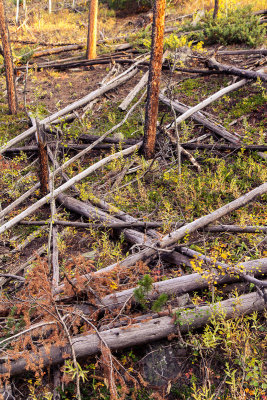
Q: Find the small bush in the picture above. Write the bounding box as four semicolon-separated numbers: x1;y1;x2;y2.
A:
189;6;266;47
100;0;152;12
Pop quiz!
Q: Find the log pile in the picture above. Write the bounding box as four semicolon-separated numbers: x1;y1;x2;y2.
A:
0;35;266;396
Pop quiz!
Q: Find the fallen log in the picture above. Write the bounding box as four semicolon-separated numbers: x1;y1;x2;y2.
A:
0;67;138;155
99;258;267;309
181;143;267;151
56;194;191;268
92;182;267;274
31;44;84;59
159;94;240;144
166;75;257;131
0;143;142;235
217;49;267;56
206;57;267;82
119;71;148;111
0;96;143;221
0;290;265;377
202;224;267;234
19;220;166;229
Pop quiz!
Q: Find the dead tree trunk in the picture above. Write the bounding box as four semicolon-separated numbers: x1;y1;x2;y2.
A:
36;122;49;196
213;0;219;19
86;0;98;60
142;0;166;159
0;0;18;114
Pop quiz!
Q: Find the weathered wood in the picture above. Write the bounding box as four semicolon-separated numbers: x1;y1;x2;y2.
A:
166;77;252;130
31;44;84;58
119;71;148;111
159;94;240;144
19;220;166;229
100;258;267;308
202;224;267;234
181;143;267;151
217;49;267;56
142;0;166;159
0;0;17;114
0;143;142;235
56;194;191;270
0;290;265;377
92;182;267;273
0;68;138;155
207;57;267;82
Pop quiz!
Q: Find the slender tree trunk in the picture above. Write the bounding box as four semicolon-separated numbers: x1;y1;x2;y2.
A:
16;0;20;25
48;0;52;14
0;0;18;114
142;0;166;159
86;0;98;60
213;0;219;19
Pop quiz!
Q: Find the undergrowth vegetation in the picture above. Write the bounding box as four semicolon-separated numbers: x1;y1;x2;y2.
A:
0;0;266;399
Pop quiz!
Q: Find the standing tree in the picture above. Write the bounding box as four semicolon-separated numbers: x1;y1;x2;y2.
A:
142;0;166;159
86;0;98;60
0;0;17;114
213;0;219;19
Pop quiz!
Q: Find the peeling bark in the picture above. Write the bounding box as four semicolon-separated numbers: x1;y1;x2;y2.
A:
142;0;166;159
86;0;98;60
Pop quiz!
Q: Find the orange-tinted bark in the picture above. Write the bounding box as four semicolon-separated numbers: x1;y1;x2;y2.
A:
142;0;166;159
0;0;18;114
86;0;98;60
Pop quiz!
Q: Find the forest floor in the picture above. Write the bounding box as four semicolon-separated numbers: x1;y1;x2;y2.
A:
0;1;267;399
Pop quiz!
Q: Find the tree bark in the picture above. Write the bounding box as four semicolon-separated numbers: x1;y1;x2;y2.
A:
159;94;240;144
207;57;267;82
100;258;267;309
0;67;138;154
86;0;98;60
0;0;18;114
0;143;142;235
0;290;264;377
213;0;219;19
142;0;166;159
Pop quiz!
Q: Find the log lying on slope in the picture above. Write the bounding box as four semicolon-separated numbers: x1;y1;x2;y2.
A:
99;258;267;309
0;290;265;377
56;193;191;268
91;182;267;275
159;94;240;144
181;143;267;152
207;57;267;82
0;143;142;235
0;67;138;155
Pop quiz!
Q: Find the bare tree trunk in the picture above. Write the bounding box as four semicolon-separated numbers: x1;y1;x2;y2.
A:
48;0;52;14
86;0;98;60
142;0;166;159
213;0;219;19
16;0;20;25
0;0;18;114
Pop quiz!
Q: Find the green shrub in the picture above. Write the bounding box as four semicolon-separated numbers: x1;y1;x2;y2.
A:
189;6;266;47
100;0;152;11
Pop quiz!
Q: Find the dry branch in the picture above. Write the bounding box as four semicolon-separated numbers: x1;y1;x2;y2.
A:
181;143;267;151
202;225;267;234
217;49;267;56
0;68;138;155
0;290;265;377
0;143;141;235
99;258;267;309
159;94;240;144
119;71;148;111
90;182;267;274
207;57;267;81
